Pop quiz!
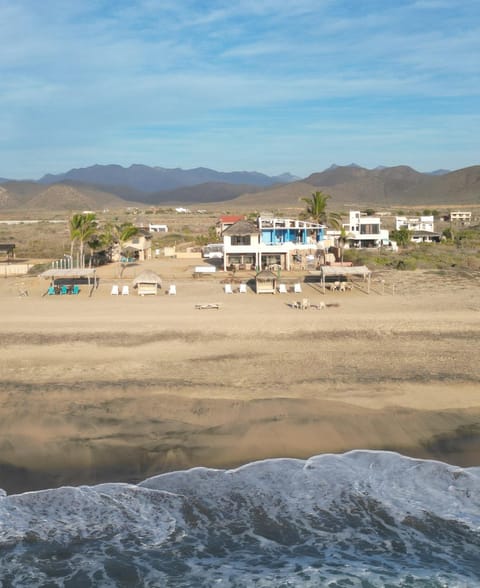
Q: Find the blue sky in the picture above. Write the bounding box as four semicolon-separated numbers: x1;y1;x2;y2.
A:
1;0;479;179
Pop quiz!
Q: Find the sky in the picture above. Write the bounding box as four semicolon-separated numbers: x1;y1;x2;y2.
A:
1;0;480;180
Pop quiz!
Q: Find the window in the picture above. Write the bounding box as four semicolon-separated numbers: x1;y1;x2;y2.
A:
231;235;251;246
360;224;379;235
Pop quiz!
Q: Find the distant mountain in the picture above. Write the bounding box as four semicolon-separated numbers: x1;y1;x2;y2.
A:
1;163;479;211
231;164;480;209
427;169;451;176
145;182;262;205
39;164;294;193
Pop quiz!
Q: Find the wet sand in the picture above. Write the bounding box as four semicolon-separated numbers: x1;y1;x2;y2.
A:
1;263;480;494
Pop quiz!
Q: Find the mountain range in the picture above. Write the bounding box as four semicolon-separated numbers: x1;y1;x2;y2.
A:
0;163;479;211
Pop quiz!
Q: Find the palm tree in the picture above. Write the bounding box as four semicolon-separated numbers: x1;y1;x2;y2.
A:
337;226;350;264
102;222;139;276
69;213;97;268
301;191;342;228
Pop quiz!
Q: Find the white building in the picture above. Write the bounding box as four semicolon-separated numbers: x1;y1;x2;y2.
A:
343;211;389;248
450;211;472;225
222;216;327;271
395;215;434;232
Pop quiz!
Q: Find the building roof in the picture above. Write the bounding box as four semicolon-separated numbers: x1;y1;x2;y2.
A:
0;243;15;252
132;270;162;286
255;270;277;281
218;215;245;224
223;220;259;236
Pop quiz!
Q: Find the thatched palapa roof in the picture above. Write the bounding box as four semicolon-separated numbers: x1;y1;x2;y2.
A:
223;220;259;236
132;270;162;287
255;270;277;281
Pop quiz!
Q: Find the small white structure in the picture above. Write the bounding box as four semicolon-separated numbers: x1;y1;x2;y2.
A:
149;224;168;233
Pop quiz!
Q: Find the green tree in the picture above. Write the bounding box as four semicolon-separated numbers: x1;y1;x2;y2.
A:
301;191;342;228
390;227;411;248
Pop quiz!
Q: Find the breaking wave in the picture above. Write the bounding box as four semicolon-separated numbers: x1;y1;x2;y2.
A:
1;450;480;587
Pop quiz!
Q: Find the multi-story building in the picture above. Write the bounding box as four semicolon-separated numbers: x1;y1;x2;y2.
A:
222;216;327;271
450;211;472;225
343;211;389;248
395;215;440;243
395;215;434;232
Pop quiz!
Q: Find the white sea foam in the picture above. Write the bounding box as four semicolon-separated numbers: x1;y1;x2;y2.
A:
1;451;479;587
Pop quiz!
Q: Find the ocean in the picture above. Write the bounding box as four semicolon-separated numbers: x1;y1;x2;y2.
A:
1;450;479;587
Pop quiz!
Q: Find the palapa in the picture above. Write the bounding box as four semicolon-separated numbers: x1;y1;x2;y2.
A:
132;270;162;296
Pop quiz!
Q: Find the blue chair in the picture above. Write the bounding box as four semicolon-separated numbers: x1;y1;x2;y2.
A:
60;285;68;295
47;285;56;295
72;285;80;295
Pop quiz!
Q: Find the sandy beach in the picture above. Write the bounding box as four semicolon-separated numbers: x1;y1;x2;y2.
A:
1;260;480;494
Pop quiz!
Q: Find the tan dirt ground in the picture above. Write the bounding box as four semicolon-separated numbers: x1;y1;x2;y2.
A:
1;258;480;494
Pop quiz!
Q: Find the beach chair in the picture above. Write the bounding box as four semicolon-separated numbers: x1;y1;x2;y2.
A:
278;283;288;294
72;285;80;295
60;285;68;295
111;284;119;295
293;283;302;293
168;284;176;295
238;283;247;294
121;285;129;296
47;285;56;295
224;283;233;294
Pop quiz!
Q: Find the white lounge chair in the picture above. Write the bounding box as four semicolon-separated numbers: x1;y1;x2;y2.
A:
224;283;233;294
238;283;247;294
168;284;177;295
111;284;119;295
293;283;302;293
278;283;288;293
121;285;129;296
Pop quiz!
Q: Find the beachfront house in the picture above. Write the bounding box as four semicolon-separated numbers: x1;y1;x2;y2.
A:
222;216;327;271
341;211;390;248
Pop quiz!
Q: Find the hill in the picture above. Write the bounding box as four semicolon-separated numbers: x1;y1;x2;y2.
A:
0;181;127;211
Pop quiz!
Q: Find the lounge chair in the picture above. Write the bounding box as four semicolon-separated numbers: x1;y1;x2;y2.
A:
167;284;176;295
60;285;68;295
293;283;302;293
47;286;56;295
121;285;129;296
224;283;233;294
111;284;119;295
238;283;247;293
72;285;80;295
278;283;288;294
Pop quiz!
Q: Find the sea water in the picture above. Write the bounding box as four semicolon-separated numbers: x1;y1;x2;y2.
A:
1;450;479;587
